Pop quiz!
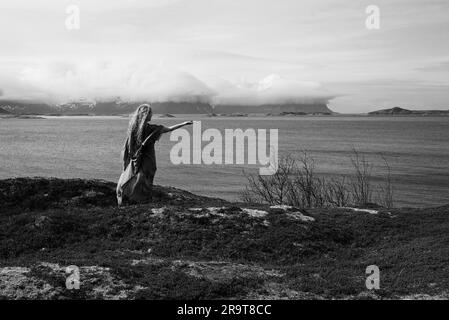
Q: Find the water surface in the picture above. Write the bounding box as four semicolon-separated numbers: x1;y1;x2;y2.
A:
1;115;448;207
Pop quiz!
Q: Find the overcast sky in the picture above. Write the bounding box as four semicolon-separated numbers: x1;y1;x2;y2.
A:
0;0;448;112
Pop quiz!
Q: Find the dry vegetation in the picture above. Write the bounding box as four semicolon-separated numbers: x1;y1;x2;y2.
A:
242;149;395;209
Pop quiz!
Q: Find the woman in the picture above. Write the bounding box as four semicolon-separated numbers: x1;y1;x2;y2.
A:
116;104;192;205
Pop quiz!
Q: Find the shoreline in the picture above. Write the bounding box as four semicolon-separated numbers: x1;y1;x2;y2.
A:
2;112;449;119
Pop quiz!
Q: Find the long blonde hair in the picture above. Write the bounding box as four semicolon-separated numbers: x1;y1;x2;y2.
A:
123;104;152;166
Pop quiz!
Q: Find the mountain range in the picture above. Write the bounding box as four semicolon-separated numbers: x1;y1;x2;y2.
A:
213;103;333;115
0;99;334;115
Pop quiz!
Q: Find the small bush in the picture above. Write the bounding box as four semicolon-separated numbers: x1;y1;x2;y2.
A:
242;149;395;209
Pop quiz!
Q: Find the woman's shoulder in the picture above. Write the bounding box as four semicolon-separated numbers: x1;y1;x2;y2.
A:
146;123;164;131
144;123;164;140
145;123;164;133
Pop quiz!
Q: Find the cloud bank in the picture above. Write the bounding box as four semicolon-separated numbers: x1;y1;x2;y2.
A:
1;0;449;111
0;61;333;106
212;74;334;105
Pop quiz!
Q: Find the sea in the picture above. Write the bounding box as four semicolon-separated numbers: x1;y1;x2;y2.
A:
1;115;448;207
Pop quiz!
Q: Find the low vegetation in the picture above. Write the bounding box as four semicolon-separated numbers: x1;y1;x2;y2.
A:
242;149;395;209
0;177;448;299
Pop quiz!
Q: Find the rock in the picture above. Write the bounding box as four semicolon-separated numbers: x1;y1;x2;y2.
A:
0;266;56;299
206;207;225;214
269;205;294;214
268;205;308;215
151;207;166;217
170;259;284;282
343;207;379;215
34;215;52;228
82;190;105;198
286;212;315;222
242;208;268;218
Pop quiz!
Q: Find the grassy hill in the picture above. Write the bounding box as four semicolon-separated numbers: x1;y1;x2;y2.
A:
0;177;448;299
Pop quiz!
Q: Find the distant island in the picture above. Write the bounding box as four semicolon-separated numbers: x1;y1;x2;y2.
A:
369;107;449;116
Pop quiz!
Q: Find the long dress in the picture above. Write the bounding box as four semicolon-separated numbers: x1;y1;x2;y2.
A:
116;124;164;205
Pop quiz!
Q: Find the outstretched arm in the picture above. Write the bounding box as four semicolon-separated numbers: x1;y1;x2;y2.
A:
160;121;193;134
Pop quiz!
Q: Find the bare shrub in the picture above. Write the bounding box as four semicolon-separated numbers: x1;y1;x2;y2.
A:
287;152;319;208
241;155;296;205
349;148;374;206
325;177;351;207
378;154;394;208
242;149;395;209
242;152;335;208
